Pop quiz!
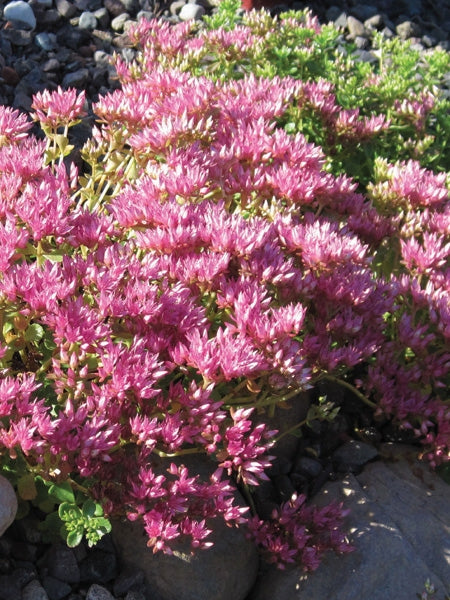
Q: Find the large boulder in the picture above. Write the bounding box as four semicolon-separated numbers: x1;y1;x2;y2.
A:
0;475;17;537
112;455;259;600
250;444;450;600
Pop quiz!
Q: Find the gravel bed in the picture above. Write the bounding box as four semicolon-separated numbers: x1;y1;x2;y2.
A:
0;1;448;599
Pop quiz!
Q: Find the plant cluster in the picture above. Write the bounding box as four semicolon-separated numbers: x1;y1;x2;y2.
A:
0;2;448;572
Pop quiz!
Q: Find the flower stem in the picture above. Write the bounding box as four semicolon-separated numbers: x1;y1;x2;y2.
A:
321;374;376;409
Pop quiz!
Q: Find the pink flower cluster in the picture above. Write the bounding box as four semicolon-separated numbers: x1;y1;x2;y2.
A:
0;12;448;569
247;493;353;570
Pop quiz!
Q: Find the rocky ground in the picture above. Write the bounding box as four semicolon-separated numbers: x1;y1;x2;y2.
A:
0;1;449;599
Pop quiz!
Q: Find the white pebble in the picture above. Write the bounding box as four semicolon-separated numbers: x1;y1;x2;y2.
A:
4;0;37;30
179;3;205;20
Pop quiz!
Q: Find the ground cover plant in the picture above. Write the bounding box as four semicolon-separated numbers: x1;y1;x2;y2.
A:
0;1;448;573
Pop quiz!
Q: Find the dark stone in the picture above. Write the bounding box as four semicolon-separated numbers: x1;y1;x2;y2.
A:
333;440;378;468
104;0;128;17
0;575;21;600
11;565;36;588
113;567;145;596
79;550;118;584
293;456;323;479
1;29;34;47
44;545;80;584
42;576;72;600
55;0;78;18
1;66;20;86
10;542;38;563
85;583;115;600
0;560;10;575
62;68;91;88
56;25;91;51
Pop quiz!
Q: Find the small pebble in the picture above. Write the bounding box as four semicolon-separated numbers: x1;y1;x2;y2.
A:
4;0;37;29
35;32;58;51
79;10;98;29
179;3;205;20
86;583;116;600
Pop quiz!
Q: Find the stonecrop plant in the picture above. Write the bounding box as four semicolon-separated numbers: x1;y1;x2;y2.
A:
0;2;448;572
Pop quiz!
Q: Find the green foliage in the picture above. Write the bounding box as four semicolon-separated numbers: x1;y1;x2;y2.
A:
203;0;242;31
178;8;450;185
1;457;111;547
59;499;112;548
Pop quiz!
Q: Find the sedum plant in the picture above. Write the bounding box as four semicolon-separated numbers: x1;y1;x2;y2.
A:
0;5;448;572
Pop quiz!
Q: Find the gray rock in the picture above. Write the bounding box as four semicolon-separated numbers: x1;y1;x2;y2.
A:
250;445;450;600
45;545;80;584
170;0;186;17
396;20;421;40
79;549;118;584
104;0;127;17
35;0;53;6
354;35;369;49
54;0;77;18
179;3;205;21
112;567;145;596
94;7;110;28
13;90;33;111
42;58;61;72
2;28;34;47
4;0;37;30
0;574;21;600
333;439;378;468
112;455;259;600
22;580;50;600
364;14;383;31
353;49;378;63
10;564;35;587
137;10;154;21
85;584;115;600
113;516;258;600
380;26;395;39
293;456;323;479
111;13;130;31
0;476;17;537
35;32;58;51
346;15;367;39
79;11;98;30
120;0;139;13
333;11;348;30
124;592;145;600
41;576;72;600
62;68;90;88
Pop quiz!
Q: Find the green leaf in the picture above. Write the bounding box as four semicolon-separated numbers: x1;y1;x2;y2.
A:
95;518;112;532
17;474;37;501
40;511;63;540
24;323;45;343
43;253;64;263
49;482;75;504
37;498;56;514
66;529;83;548
58;502;82;521
2;321;14;336
82;499;97;518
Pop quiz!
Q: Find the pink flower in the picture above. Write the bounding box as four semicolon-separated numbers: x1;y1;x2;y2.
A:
0;106;33;145
31;87;86;129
